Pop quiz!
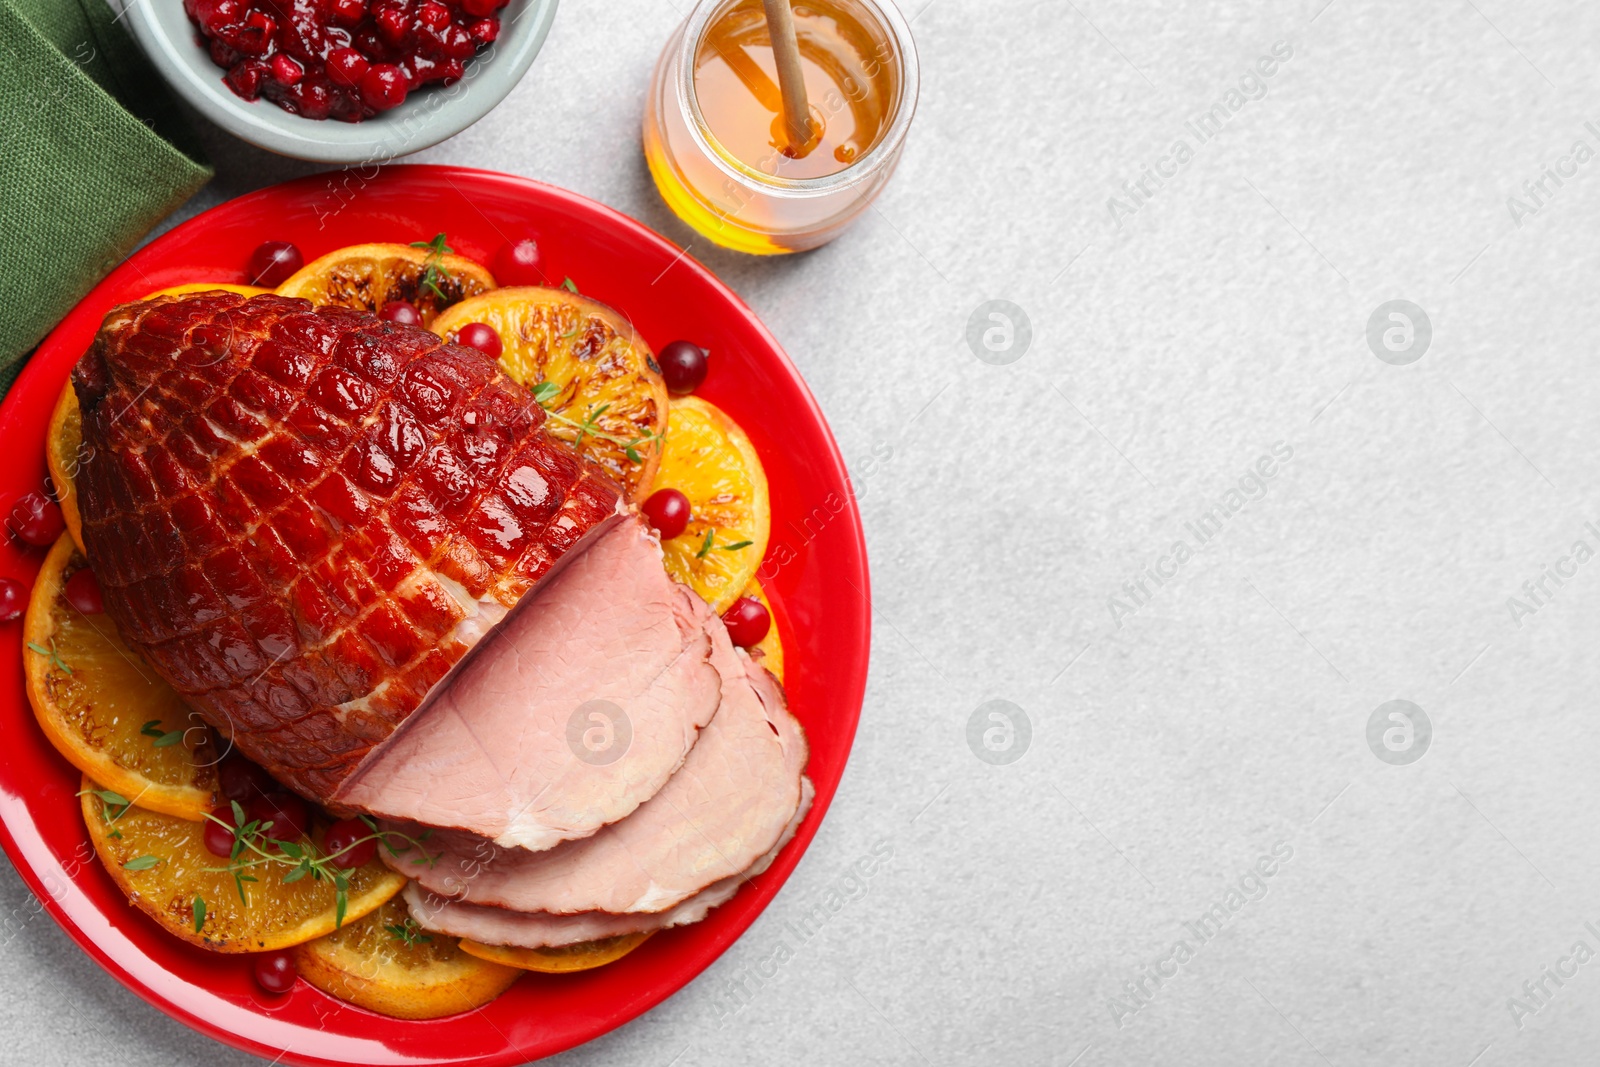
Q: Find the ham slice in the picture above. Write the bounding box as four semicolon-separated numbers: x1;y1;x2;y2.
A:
336;517;723;850
404;778;813;948
385;634;807;912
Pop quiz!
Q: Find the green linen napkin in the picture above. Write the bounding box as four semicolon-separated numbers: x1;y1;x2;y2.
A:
0;0;212;394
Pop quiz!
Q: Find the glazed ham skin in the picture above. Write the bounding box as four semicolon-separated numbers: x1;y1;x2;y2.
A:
72;291;620;801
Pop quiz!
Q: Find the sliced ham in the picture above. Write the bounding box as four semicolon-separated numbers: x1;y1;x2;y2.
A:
405;777;813;948
386;634;808;914
335;517;723;850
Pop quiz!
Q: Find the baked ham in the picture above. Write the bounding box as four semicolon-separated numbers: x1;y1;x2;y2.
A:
73;289;810;948
73;292;621;802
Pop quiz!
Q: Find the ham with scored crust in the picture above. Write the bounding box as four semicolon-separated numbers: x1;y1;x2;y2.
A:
73;290;812;951
73;292;621;804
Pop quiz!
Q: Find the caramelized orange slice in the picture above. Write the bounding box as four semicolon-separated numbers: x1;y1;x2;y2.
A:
45;384;85;554
142;283;272;299
431;286;668;500
27;535;219;819
81;779;405;953
276;241;494;325
293;898;521;1019
459;932;653;973
655;397;770;612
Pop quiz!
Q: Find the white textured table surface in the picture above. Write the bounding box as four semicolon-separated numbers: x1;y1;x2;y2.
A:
9;0;1600;1063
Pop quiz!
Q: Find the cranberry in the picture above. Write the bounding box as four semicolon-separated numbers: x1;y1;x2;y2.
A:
417;1;450;29
64;568;103;614
8;493;63;548
456;323;502;359
642;489;691;541
460;0;503;15
468;18;498;44
190;0;241;32
359;63;408;111
324;817;377;869
247;241;302;287
254;951;297;994
203;806;237;858
288;80;333;121
493;238;543;286
723;596;771;648
248;792;309;842
373;6;409;45
325;46;369;87
218;756;276;802
0;578;25;623
658;340;708;395
225;59;268;99
238;10;274;54
270;53;303;86
379;299;421;325
436;57;466;84
329;0;366;24
436;24;475;60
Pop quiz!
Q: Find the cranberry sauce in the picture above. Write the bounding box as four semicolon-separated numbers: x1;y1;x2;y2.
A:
183;0;506;122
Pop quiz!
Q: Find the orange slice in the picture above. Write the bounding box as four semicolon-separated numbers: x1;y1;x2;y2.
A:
293;898;521;1019
81;778;406;952
142;283;272;300
743;580;784;683
459;932;653;973
654;397;770;612
431;286;668;500
275;241;495;325
45;383;85;554
27;535;219;820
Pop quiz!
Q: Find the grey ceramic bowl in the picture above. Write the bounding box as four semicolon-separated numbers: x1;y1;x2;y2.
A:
124;1;558;163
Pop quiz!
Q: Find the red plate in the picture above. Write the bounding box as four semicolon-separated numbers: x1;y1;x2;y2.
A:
0;165;869;1065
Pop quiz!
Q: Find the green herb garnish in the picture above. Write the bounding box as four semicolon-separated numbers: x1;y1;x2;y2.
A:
529;393;662;467
78;787;131;839
199;802;437;929
408;232;454;301
140;720;185;748
385;917;434;947
695;528;752;558
122;854;162;871
27;640;71;675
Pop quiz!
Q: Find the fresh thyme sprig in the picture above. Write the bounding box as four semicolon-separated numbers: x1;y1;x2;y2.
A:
140;720;185;748
78;786;130;839
408;233;453;301
199;804;437;930
695;528;754;559
27;639;71;675
385;916;434;947
530;385;663;465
